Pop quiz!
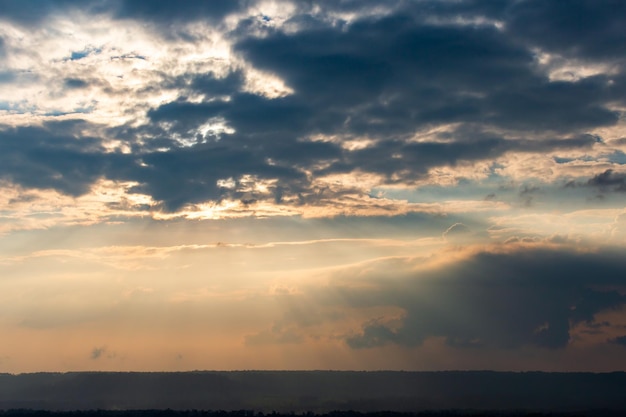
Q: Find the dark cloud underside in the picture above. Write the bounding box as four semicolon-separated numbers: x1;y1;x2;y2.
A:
344;247;626;350
0;1;625;211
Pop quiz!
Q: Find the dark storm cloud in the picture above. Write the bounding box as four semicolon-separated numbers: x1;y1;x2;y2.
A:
0;0;107;25
0;89;599;211
342;247;626;350
235;17;534;128
113;0;242;23
148;93;314;140
187;72;246;98
0;115;329;212
141;75;598;205
0;0;242;26
0;122;112;195
235;12;619;134
2;1;625;211
507;0;626;62
609;335;626;347
587;169;626;192
485;76;618;131
127;141;311;211
316;133;595;184
564;169;626;195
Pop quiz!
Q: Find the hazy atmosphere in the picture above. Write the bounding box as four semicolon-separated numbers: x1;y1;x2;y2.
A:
1;0;626;373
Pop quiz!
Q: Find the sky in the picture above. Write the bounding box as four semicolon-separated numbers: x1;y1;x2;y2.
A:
1;0;626;374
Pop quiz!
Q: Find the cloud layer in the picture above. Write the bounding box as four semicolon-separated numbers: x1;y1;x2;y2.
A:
1;0;625;216
343;246;626;350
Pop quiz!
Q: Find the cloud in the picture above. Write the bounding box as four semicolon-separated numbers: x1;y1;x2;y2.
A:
587;169;626;192
0;0;241;28
235;12;618;133
442;223;471;240
561;169;626;198
0;122;116;196
122;5;619;208
346;319;401;349
0;0;103;26
0;1;624;215
341;245;626;350
63;78;89;89
506;0;626;62
113;0;243;24
91;346;106;360
90;346;118;361
608;335;626;347
245;324;303;346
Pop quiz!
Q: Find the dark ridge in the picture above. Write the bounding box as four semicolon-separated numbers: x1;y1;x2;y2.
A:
1;410;625;417
1;371;625;413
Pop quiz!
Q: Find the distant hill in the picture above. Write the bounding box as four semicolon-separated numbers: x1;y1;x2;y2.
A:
1;371;625;413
